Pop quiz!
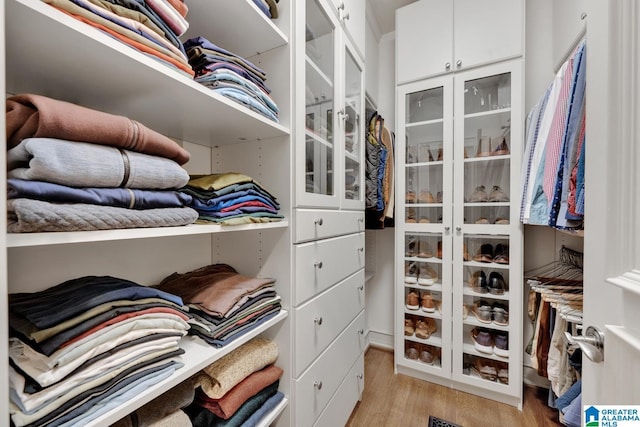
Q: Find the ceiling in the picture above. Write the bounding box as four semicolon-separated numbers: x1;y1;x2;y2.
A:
367;0;418;35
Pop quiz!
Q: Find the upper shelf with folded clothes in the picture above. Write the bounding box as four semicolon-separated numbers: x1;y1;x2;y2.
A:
5;0;291;146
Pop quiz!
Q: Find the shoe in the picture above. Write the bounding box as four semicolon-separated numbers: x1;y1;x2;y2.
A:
493;332;509;357
419;190;435;203
418;144;434;162
435;300;442;313
436;191;443;203
464;147;470;159
474;357;497;381
406;145;417;164
494;218;510;224
462;304;469;319
491;136;510;156
404;317;415;336
476;136;492;157
405;236;417;257
437;147;444;161
489;185;509;202
419;344;435;364
472;301;493;324
474;243;494;263
468;270;488;294
463;243;470;261
496;361;509;384
470;327;494;354
488;272;506;295
418;264;438;286
406;290;420;310
406;190;416;203
419;216;431;223
436;241;442;259
421;292;436;313
415;317;437;339
418;238;433;258
475;217;490;224
493;243;509;264
469;185;489;202
405;342;419;360
404;262;418;284
492;302;509;326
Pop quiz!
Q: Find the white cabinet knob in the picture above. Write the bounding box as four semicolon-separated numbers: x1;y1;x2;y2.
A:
314;261;323;269
445;62;451;70
314;316;323;326
456;60;462;68
314;218;323;226
343;12;350;20
314;380;323;390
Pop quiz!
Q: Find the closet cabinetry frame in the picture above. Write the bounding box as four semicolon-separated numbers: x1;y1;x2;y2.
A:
2;1;293;426
395;0;525;85
290;0;366;426
395;58;524;408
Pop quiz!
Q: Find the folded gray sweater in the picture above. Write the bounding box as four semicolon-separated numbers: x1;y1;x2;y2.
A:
7;199;199;233
8;137;189;190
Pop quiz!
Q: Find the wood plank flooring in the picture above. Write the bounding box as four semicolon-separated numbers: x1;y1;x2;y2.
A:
346;347;564;427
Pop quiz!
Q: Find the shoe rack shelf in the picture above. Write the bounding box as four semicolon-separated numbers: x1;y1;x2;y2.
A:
395;59;523;408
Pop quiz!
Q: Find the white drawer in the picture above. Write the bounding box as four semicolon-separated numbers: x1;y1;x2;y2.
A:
294;209;365;243
294;270;365;377
294;233;365;305
293;311;366;427
314;353;365;427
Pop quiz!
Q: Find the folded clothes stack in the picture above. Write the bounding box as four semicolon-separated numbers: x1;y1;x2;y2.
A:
251;0;279;19
5;93;198;233
183;37;280;122
180;172;283;226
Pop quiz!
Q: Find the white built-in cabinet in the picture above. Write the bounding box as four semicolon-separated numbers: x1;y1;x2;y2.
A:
395;0;524;409
396;0;525;85
2;1;294;426
291;0;366;425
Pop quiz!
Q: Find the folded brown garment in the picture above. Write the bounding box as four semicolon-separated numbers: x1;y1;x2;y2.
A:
6;94;190;165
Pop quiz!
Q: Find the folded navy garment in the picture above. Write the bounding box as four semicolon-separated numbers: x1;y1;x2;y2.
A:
8;179;193;209
190;193;279;212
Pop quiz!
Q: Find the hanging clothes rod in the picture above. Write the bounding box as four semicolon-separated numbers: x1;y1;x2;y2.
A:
553;13;587;73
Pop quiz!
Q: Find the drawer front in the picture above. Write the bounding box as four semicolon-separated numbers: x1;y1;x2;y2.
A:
314;353;365;427
293;311;366;427
294;233;365;305
294;209;364;243
294;270;365;377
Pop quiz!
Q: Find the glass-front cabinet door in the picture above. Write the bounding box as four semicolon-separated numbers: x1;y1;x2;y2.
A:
452;60;523;403
341;42;364;209
300;0;339;207
396;77;453;379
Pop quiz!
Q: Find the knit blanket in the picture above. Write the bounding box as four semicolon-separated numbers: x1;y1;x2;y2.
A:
6;93;190;164
8;138;190;190
7;198;198;233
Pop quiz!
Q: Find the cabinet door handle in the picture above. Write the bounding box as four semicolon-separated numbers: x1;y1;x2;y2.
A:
314;261;323;269
456;227;462;232
314;316;323;326
337;2;345;10
358;217;364;223
314;380;323;390
358;328;364;335
445;62;451;70
314;218;323;226
456;60;462;68
444;226;450;232
342;12;350;21
357;285;364;291
357;247;364;252
357;373;363;380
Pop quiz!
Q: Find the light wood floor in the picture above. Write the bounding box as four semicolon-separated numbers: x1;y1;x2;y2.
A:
346;347;564;427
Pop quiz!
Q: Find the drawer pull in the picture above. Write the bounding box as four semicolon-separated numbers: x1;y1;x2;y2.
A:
357;285;364;291
357;247;364;252
358;217;364;223
314;316;323;326
314;261;323;269
357;328;364;335
314;218;324;226
357;373;363;380
314;380;323;390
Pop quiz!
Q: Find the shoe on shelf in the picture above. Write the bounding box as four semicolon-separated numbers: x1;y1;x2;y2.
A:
493;332;509;357
489;185;509;202
495;361;509;384
494;218;510;225
468;270;488;294
469;185;489;202
405;290;420;310
406;190;416;204
474;357;497;381
488;271;507;295
470;327;494;354
418;238;434;258
419;190;436;203
471;301;493;324
421;292;436;313
437;147;444;161
473;243;494;263
405;342;419;360
436;241;442;259
406;145;418;164
476;136;492;157
419;216;431;223
463;243;471;261
404;317;415;336
419;344;435;365
436;191;443;203
493;243;510;264
491;136;510;156
404;262;418;284
405;236;417;257
415;317;437;339
492;302;509;326
475;217;490;224
462;304;470;319
418;264;438;286
418;144;434;163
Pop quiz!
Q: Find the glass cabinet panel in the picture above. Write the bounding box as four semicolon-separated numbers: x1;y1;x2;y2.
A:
344;47;362;202
461;72;512;225
404;87;445;224
305;0;335;196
